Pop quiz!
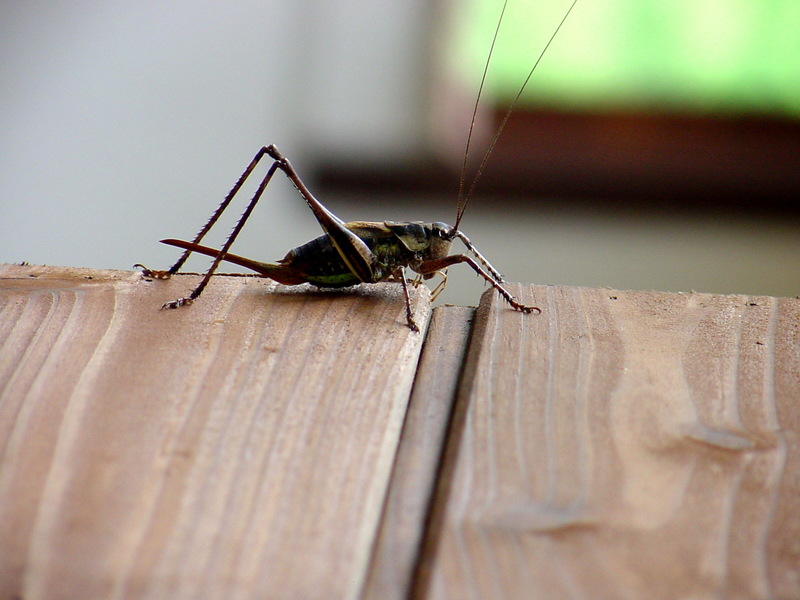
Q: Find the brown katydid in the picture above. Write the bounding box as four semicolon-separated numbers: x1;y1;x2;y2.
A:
135;0;577;332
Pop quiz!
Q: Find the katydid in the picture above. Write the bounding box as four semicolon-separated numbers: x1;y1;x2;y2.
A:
136;0;577;332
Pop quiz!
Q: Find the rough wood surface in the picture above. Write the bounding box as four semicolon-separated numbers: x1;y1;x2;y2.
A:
0;264;430;600
421;284;800;600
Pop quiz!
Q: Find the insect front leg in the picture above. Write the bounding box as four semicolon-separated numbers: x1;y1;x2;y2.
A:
418;255;540;314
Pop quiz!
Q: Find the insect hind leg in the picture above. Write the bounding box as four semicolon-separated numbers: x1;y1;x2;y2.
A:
161;155;282;308
265;145;376;283
136;146;277;279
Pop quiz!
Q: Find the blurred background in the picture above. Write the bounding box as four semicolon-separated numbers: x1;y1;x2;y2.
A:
2;0;798;307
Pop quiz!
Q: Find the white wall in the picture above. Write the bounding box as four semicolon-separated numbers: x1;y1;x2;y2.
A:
2;1;798;303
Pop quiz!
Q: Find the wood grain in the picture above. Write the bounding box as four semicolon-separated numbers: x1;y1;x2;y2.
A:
3;265;798;600
422;284;800;600
0;264;431;600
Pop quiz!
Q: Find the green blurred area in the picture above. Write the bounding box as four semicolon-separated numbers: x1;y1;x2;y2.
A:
453;0;800;118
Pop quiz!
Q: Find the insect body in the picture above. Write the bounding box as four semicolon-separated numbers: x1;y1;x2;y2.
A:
138;145;537;332
136;0;577;331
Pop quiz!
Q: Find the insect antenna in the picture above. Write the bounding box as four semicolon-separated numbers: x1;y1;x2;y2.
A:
453;0;578;231
455;0;509;229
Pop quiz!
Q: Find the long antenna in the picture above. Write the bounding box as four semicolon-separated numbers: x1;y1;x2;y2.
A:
456;0;509;220
454;0;578;231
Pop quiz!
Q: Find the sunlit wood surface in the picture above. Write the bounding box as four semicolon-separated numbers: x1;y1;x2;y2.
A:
1;264;797;600
420;285;799;600
0;265;430;600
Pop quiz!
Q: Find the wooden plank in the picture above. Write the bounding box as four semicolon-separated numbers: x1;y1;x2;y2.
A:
361;305;475;600
421;284;800;600
0;264;431;600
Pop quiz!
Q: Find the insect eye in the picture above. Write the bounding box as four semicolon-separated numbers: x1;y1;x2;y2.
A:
432;222;452;239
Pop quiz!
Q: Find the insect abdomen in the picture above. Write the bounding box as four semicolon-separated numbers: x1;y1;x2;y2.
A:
282;225;421;288
280;235;363;288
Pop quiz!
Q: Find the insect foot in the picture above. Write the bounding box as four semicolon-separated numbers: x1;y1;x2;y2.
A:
520;304;542;314
161;297;193;310
406;315;420;333
506;296;542;315
133;264;172;280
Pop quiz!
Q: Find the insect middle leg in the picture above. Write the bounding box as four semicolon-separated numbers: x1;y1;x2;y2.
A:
395;267;420;332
